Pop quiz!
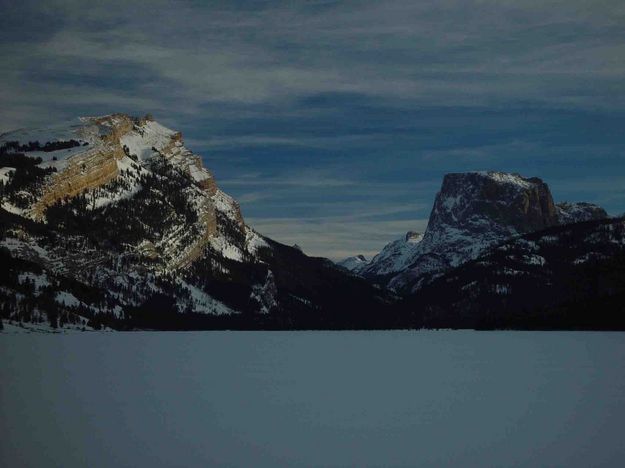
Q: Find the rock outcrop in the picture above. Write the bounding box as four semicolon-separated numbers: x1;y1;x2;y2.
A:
556;201;607;224
427;172;559;236
0;114;395;331
32;145;124;219
1;113;246;271
360;171;608;294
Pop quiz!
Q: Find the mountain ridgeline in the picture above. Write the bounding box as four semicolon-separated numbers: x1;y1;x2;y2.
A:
1;114;623;331
0;114;393;331
344;172;608;292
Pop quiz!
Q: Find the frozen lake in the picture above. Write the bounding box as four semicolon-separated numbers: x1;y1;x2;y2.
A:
1;331;625;467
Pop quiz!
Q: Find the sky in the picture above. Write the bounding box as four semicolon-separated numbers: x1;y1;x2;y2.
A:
1;0;625;259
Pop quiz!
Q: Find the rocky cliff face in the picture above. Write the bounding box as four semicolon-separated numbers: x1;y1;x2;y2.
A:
28;114;140;218
357;171;607;294
0;113;391;331
427;172;558;236
1;114;233;270
32;145;124;219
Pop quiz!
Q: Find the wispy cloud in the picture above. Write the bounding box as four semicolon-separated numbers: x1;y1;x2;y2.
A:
3;0;625;128
1;0;624;258
220;172;357;188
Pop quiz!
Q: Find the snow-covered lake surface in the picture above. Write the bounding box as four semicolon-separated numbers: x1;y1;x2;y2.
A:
1;331;624;467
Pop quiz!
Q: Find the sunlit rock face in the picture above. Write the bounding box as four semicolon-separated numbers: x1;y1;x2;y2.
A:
0;113;391;330
0;113;271;322
1;113;238;269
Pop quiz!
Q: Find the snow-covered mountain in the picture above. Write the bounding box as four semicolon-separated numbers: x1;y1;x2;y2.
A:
1;114;261;270
556;201;608;225
1;117;620;331
0;114;391;331
347;171;607;294
337;254;369;273
342;231;424;276
406;216;625;329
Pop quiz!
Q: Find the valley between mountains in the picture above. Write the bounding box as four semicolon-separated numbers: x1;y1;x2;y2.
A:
1;114;624;331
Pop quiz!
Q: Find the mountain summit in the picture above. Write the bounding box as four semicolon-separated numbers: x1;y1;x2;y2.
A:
351;171;607;293
1;113;255;269
0;114;391;330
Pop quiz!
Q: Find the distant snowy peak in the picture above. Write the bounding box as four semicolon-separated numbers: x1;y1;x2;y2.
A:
556;201;607;224
337;254;369;273
358;232;424;277
339;230;427;277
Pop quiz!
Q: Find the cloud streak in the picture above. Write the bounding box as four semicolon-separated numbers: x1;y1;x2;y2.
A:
3;0;625;125
1;0;624;258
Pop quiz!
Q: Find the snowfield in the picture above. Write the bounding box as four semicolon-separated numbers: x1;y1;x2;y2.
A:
1;331;624;468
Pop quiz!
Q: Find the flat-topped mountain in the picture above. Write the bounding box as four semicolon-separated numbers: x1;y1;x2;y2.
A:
343;171;607;293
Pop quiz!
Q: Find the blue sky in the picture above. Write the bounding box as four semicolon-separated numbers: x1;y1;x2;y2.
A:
2;0;625;259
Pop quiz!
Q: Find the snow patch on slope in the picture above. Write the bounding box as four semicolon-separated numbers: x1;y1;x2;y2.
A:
250;270;278;314
120;120;177;161
0;167;15;184
361;231;424;277
245;227;269;256
180;281;238;315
